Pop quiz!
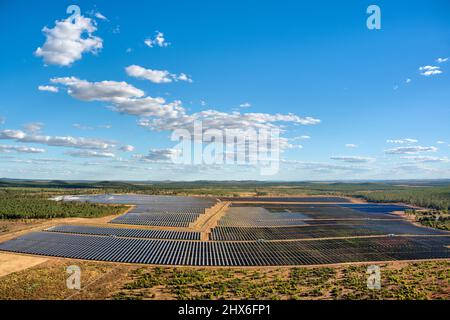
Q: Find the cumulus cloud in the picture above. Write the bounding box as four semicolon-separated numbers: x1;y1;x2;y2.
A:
52;76;321;157
138;110;320;132
385;146;438;155
120;145;135;152
0;129;114;150
51;77;144;101
177;73;193;83
386;138;418;144
0;144;46;154
125;65;192;84
436;57;449;63
35;14;103;66
419;66;442;76
38;85;58;93
330;156;375;163
53;77;320;139
144;31;169;48
66;150;115;158
239;102;252;108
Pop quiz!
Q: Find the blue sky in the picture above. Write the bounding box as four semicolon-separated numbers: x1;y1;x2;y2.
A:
0;0;450;181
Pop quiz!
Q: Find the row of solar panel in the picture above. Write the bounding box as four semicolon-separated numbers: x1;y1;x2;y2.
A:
210;221;448;241
131;207;208;214
110;212;203;227
219;197;351;203
68;194;218;206
0;232;448;266
217;204;408;227
46;225;201;240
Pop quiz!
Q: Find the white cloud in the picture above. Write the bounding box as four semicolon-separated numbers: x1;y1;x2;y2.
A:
0;129;114;150
139;110;320;132
38;85;58;93
144;31;169;48
405;78;411;84
0;144;46;154
51;77;144;101
94;12;108;21
292;135;311;141
345;144;358;148
385;146;438;155
52;76;320;157
177;73;193;83
419;66;442;76
53;76;320;131
120;145;135;152
239;102;252;108
401;156;449;163
125;65;192;84
35;15;103;66
386;138;418;144
330;156;375;163
67;150;115;158
135;149;179;162
436;141;446;144
436;57;449;64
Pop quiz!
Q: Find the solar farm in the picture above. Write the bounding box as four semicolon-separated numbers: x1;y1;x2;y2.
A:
0;195;449;266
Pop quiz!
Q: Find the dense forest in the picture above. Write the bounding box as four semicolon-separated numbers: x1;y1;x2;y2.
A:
0;188;128;219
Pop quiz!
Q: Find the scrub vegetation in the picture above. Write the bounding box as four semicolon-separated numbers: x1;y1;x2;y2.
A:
0;259;448;300
0;189;128;219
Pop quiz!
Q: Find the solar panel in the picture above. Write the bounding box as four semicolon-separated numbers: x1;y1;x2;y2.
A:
46;225;201;240
1;232;449;266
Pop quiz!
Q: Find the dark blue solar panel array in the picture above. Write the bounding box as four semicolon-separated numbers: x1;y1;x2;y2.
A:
0;232;448;266
338;204;411;214
211;221;449;241
58;194;218;227
46;225;200;240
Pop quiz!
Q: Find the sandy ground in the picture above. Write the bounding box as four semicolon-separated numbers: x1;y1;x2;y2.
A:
0;253;48;278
